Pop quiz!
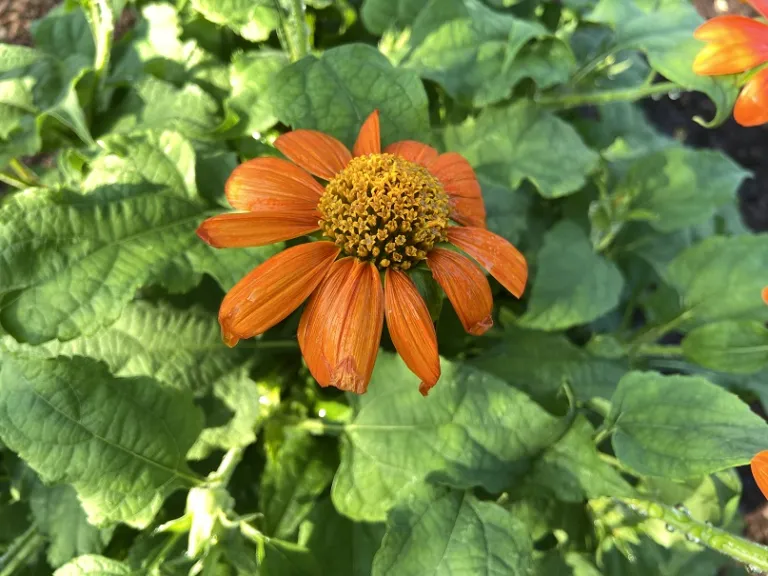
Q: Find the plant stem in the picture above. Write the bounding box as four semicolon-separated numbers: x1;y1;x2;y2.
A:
294;418;346;435
536;82;678;110
286;0;310;61
617;498;768;572
0;171;30;190
628;311;693;354
0;527;45;576
9;159;37;185
209;447;244;486
145;531;183;575
86;0;114;114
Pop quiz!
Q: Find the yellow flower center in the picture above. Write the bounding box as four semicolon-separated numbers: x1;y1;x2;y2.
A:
318;153;450;270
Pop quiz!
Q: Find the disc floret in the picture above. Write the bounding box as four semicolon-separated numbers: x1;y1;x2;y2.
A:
318;153;450;270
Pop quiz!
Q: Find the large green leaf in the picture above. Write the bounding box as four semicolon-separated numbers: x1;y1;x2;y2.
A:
302;498;385;576
443;101;599;198
30;483;112;568
372;485;533;576
666;235;768;324
190;0;279;42
54;556;132;576
269;44;430;149
472;325;626;402
402;0;572;105
586;0;738;126
519;221;625;330
682;321;768;375
480;176;531;246
1;301;247;394
261;539;321;576
612;148;748;232
523;416;634;501
0;131;208;344
227;50;288;137
360;0;429;33
0;353;204;528
260;432;337;539
332;353;566;521
606;371;768;479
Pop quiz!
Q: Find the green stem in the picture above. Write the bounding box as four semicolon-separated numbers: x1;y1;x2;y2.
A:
634;344;684;358
255;340;299;351
86;0;114;115
208;447;244;486
617;498;768;572
0;171;30;191
536;82;678;110
0;527;44;576
145;532;183;574
9;159;37;185
286;0;310;61
293;418;346;436
628;311;693;353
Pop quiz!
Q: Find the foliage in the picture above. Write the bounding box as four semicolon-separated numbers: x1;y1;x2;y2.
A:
0;0;766;574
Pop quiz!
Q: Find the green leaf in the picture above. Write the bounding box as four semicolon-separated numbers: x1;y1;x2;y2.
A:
614;148;748;232
191;0;279;42
606;371;768;479
332;353;566;521
372;485;533;576
260;432;337;539
473;325;626;402
228;50;288;137
402;0;572;105
682;321;768;375
261;539;321;576
1;301;250;395
30;483;113;568
519;221;625;330
301;499;385;576
0;131;207;344
30;5;95;73
443;101;599;198
54;556;132;576
586;0;738;127
524;416;634;501
360;0;429;33
0;353;204;527
666;235;768;323
186;241;284;292
269;44;430;149
188;366;278;460
480;176;530;246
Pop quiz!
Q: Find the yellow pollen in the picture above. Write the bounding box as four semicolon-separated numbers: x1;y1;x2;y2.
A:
318;153;450;270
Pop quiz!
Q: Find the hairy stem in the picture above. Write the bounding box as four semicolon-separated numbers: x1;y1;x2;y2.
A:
536;82;678;110
0;526;45;576
9;159;37;185
617;498;768;572
286;0;310;61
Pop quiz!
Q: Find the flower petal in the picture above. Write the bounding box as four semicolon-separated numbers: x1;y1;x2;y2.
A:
447;227;528;298
428;152;482;198
751;450;768;499
694;15;768;44
298;258;384;394
225;157;323;213
449;196;487;228
693;39;768;76
762;286;768;305
274;130;352;180
735;67;768;126
353;110;381;157
427;248;493;336
383;140;439;166
197;211;320;248
749;0;768;19
219;241;340;345
384;269;440;395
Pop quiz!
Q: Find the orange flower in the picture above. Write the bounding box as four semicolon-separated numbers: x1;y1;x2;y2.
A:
197;111;528;395
752;450;768;499
763;286;768;305
693;1;768;126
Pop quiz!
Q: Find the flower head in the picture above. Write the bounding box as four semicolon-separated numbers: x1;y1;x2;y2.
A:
752;450;768;499
197;111;528;395
693;1;768;126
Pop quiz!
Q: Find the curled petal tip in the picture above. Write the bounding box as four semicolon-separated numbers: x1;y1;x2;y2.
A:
222;330;240;348
469;315;493;336
330;357;368;394
418;378;439;397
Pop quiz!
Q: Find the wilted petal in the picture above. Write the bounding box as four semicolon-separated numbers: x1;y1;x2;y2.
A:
427;248;493;336
384;269;440;395
219;241;340;342
275;130;352;180
447;226;528;298
353;110;381;157
383;140;439;166
197;211;320;248
225;157;323;213
734;67;768;127
298;258;384;394
428;152;482;198
449;196;486;228
752;450;768;499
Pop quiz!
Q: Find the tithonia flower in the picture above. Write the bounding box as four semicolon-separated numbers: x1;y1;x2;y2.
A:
752;450;768;499
197;110;528;395
693;0;768;126
763;286;768;305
